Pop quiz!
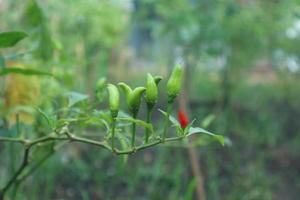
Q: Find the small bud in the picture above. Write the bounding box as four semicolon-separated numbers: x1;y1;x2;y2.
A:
154;76;163;85
96;77;107;91
95;77;107;102
167;64;183;103
145;73;158;107
107;84;120;118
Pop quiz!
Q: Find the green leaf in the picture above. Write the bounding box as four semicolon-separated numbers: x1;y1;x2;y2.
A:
67;92;89;107
0;31;28;48
183;119;196;135
187;127;224;146
0;67;53;77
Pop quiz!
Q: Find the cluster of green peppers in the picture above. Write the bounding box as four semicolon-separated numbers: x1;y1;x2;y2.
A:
106;64;183;149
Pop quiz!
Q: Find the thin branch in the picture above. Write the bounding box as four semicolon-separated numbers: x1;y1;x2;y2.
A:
69;135;112;151
0;137;26;144
115;136;184;155
0;147;30;199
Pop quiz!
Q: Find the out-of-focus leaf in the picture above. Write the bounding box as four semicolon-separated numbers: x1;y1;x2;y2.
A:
187;127;224;146
116;117;154;133
0;31;28;48
67;92;88;107
24;0;53;60
184;178;197;200
0;67;53;77
201;114;215;128
24;0;44;27
0;56;5;67
35;107;54;128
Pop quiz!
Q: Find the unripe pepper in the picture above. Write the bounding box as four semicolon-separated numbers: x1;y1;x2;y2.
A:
167;64;183;103
145;73;158;107
107;84;120;118
118;82;146;148
118;82;146;114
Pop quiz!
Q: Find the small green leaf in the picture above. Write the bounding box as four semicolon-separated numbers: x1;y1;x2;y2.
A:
67;92;88;107
0;67;53;77
187;127;224;146
0;31;28;48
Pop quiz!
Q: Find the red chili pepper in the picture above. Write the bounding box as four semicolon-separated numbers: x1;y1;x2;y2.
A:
178;108;189;129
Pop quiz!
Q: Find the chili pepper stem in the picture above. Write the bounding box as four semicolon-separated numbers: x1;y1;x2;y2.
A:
163;102;173;142
131;112;138;148
145;105;153;143
111;117;116;151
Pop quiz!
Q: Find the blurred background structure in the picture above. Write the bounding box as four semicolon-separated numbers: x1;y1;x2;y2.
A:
1;0;300;199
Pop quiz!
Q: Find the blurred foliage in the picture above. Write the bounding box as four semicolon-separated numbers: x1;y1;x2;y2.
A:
1;0;300;199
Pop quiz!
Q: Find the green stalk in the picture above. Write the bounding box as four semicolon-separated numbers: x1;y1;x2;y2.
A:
144;105;153;143
163;102;172;141
131;112;137;148
111;117;116;151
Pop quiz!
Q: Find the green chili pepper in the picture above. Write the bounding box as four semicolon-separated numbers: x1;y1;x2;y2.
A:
107;84;120;118
167;64;183;103
118;82;146;114
145;73;158;107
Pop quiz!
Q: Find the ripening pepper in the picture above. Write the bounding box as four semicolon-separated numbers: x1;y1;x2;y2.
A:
167;64;183;103
118;82;146;114
178;108;189;129
107;84;120;118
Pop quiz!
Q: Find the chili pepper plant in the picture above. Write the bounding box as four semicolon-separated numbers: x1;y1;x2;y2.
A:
0;31;224;199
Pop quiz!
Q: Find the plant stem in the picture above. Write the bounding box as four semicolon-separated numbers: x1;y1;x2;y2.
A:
116;135;184;155
144;106;153;143
163;102;172;141
131;112;137;148
0;137;26;144
111;117;116;151
0;147;30;199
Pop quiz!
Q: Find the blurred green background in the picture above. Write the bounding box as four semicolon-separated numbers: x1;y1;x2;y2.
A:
1;0;300;199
